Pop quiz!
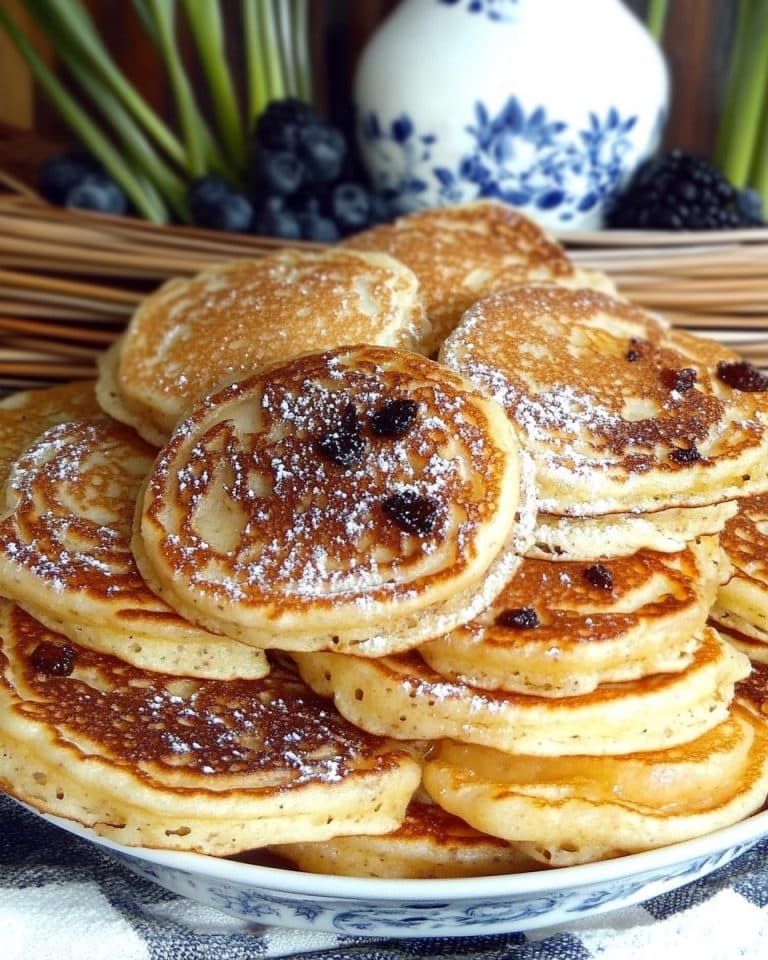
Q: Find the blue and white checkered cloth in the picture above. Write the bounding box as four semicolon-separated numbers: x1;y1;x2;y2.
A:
2;794;767;960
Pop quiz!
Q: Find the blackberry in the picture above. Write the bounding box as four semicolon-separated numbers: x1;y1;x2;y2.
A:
606;150;765;230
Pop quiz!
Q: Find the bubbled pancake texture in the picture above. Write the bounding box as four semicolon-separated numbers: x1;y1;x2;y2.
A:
343;199;581;354
2;201;768;874
96;248;431;445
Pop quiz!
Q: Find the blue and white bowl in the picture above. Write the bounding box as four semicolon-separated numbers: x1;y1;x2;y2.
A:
354;0;669;231
34;804;768;939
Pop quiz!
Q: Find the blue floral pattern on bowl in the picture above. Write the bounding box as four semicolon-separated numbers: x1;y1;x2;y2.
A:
112;834;763;938
358;95;665;224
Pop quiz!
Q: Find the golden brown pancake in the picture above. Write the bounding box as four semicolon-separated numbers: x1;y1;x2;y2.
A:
96;248;431;445
530;500;738;561
440;285;768;516
710;492;768;663
0;601;421;855
419;536;725;697
342;199;592;353
294;626;749;756
134;344;534;654
0;381;102;486
269;798;537;878
422;702;768;866
0;417;268;679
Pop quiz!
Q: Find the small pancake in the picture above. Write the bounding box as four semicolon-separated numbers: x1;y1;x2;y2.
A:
422;702;768;866
439;285;768;516
530;500;738;561
710;612;768;664
293;626;749;756
96;248;431;445
710;493;768;663
134;345;534;654
269;798;537;878
736;659;768;717
0;381;102;485
0;417;268;679
342;199;600;354
0;602;421;855
419;536;725;697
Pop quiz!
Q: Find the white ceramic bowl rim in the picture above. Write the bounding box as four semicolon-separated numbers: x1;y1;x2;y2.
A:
48;804;768;901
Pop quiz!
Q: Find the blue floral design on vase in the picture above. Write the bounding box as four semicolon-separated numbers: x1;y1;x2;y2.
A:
358;95;659;225
354;0;669;231
437;0;520;23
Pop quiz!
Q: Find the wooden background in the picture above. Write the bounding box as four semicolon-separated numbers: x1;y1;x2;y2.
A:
0;0;738;168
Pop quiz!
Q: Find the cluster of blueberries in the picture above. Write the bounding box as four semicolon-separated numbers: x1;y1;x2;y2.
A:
38;98;385;242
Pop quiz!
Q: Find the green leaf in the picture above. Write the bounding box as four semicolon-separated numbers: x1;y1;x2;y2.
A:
0;4;168;222
182;0;246;171
23;0;189;169
145;0;207;178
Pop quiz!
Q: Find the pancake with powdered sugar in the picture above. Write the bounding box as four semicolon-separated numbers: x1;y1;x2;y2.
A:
418;535;725;697
0;601;420;855
342;199;611;355
711;492;768;664
0;416;269;679
439;284;768;518
133;344;535;655
96;248;431;446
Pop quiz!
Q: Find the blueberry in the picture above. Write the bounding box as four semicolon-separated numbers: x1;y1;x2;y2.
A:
188;174;236;226
65;173;127;215
252;198;302;240
203;192;254;232
330;182;372;234
251;146;304;195
38;149;103;205
254;97;320;150
297;210;340;242
296;124;347;184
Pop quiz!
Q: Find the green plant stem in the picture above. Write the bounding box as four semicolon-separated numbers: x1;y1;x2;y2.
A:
65;54;191;221
146;0;207;179
259;1;286;104
715;0;768;187
243;0;269;126
0;5;168;222
748;57;768;204
131;0;238;185
182;0;246;171
23;0;189;169
645;0;669;42
291;0;312;102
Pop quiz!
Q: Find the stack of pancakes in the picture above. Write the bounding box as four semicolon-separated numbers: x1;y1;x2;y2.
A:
1;199;768;879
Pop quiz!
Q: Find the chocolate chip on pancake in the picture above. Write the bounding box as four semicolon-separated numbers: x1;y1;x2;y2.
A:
134;344;534;655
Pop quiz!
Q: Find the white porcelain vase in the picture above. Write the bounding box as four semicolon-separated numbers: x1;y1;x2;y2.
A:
353;0;669;231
